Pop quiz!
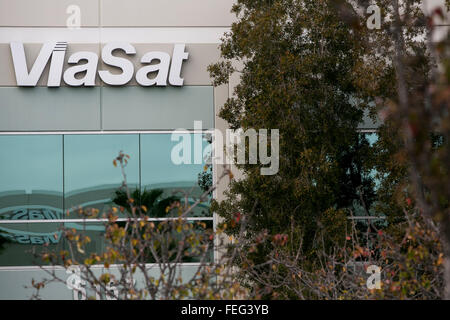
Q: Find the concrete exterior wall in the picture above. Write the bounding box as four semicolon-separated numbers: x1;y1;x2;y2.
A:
0;41;224;131
0;3;233;133
0;0;235;27
0;86;214;131
0;1;235;132
0;0;237;299
0;43;221;87
0;264;201;300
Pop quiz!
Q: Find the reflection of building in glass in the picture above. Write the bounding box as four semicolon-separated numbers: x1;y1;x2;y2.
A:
0;0;231;299
0;133;212;269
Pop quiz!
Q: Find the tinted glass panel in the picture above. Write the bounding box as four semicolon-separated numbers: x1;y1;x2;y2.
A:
0;135;63;221
64;135;139;218
140;134;211;217
0;222;106;266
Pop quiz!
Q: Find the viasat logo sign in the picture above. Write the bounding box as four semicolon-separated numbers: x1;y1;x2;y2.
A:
10;42;189;87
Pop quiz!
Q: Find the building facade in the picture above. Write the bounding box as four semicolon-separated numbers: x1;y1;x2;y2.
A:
0;0;236;299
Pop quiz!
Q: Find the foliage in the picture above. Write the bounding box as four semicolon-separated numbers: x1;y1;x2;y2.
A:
209;0;449;299
377;0;450;298
26;0;449;300
198;164;213;195
29;153;247;300
232;209;444;299
209;0;388;295
113;188;180;218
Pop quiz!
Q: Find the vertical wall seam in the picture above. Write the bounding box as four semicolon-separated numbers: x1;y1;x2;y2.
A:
99;0;103;131
62;134;65;218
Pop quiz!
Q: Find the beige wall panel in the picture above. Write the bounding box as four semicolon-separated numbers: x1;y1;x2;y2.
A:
0;0;99;27
101;0;235;27
214;84;229;134
0;43;101;87
229;60;243;98
213;84;230;202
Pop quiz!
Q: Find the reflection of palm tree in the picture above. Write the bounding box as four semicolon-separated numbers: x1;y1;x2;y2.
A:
112;188;204;263
113;188;179;218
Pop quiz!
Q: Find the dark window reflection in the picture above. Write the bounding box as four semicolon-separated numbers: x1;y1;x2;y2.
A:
0;222;105;267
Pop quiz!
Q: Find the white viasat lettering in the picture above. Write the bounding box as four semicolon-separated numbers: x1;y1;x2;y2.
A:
63;51;98;86
10;42;189;87
136;50;171;86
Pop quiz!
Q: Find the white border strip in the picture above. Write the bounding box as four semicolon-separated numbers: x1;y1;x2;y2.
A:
0;262;203;272
0;217;214;224
0;130;214;135
0;27;229;44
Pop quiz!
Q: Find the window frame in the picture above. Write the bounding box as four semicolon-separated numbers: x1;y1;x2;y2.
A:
0;130;216;269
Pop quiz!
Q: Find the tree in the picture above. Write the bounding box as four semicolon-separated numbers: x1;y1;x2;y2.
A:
234;208;444;299
30;153;249;300
113;188;180;218
26;0;449;300
373;0;450;298
209;0;385;296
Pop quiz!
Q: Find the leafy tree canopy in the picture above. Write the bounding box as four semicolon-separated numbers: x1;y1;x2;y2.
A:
209;0;397;266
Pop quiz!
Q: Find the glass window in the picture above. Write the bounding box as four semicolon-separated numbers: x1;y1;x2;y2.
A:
140;133;211;217
366;132;378;146
0;222;106;267
0;133;214;267
0;135;63;221
364;132;380;189
0;222;63;266
64;135;139;218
